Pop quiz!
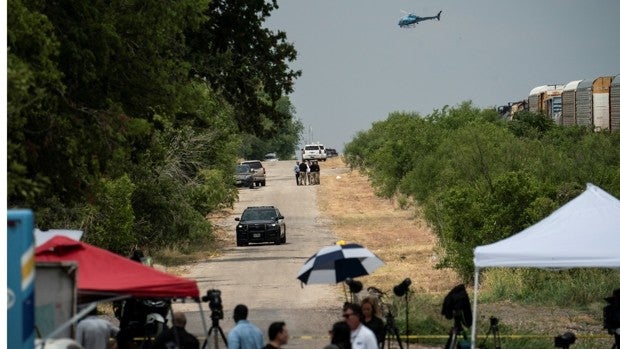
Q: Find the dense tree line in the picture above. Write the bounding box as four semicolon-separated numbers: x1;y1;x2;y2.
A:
344;102;620;282
7;0;302;253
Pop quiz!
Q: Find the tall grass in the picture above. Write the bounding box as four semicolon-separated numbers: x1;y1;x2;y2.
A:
392;269;620;348
481;268;620;306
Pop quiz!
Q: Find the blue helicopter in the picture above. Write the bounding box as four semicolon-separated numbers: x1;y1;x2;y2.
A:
398;10;442;28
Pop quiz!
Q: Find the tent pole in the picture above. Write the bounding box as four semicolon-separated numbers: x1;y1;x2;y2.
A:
471;268;480;349
197;300;209;339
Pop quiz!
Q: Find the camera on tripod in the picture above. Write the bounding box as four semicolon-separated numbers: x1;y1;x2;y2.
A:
202;289;224;320
441;284;473;329
604;288;620;334
554;332;576;348
489;316;499;328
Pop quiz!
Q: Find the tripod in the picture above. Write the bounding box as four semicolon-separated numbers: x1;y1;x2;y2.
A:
202;314;227;349
445;312;468;349
383;310;404;349
479;317;501;349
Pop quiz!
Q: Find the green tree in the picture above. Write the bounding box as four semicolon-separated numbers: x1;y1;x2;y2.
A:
185;0;302;135
344;101;620;281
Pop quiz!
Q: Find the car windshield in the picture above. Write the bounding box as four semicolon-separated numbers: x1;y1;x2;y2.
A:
242;209;276;221
243;161;262;169
305;145;319;150
236;165;251;174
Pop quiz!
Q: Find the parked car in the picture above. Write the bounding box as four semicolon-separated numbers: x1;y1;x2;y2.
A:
264;153;278;161
325;148;339;158
301;143;327;161
235;206;286;246
240;160;266;186
234;164;255;188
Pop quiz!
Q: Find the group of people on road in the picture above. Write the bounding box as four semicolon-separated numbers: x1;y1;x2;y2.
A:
294;160;321;186
77;298;385;349
325;298;386;349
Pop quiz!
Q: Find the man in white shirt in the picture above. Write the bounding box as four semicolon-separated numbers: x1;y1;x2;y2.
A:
342;302;379;349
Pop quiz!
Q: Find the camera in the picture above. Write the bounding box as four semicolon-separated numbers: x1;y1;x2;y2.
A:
345;278;363;294
604;288;620;334
490;316;499;327
554;332;576;348
202;289;224;320
441;284;473;328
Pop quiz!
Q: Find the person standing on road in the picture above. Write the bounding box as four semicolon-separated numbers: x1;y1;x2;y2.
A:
294;161;301;185
151;312;199;349
324;321;352;349
314;161;321;185
263;321;289;349
342;303;378;349
360;297;385;347
298;161;308;185
309;161;318;185
228;304;264;349
76;306;120;349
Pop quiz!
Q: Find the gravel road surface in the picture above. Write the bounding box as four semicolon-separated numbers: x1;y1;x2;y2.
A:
174;160;346;348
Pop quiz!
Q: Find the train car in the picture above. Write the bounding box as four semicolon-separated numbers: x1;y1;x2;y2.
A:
611;74;620;131
575;79;594;126
528;84;563;121
561;80;582;126
592;76;614;130
523;75;619;131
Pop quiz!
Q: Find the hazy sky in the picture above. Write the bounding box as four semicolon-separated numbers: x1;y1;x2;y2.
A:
266;1;620;152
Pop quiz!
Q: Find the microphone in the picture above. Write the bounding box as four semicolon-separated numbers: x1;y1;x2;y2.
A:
393;278;412;297
345;278;363;294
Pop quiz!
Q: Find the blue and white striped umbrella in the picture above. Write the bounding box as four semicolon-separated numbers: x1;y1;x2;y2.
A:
297;243;384;284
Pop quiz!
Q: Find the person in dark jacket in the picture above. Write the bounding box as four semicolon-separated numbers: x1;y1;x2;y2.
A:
298;161;308;185
361;297;385;347
151;312;199;349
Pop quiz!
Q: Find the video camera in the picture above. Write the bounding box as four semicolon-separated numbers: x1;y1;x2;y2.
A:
202;289;224;320
441;284;473;329
554;332;576;348
603;288;620;334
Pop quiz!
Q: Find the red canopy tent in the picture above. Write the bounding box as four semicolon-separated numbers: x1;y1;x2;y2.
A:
35;236;199;299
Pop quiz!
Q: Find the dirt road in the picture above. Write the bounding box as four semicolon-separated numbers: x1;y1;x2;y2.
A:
174;160;347;348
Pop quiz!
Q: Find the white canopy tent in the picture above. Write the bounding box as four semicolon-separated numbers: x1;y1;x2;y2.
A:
470;183;620;348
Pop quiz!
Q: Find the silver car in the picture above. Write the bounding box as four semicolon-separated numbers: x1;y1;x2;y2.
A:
240;160;266;186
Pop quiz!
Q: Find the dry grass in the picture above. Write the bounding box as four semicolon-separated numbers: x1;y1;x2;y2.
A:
316;158;610;346
317;157;459;295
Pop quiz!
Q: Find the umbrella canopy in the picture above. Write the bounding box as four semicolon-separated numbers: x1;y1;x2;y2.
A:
297;243;384;284
36;236;199;299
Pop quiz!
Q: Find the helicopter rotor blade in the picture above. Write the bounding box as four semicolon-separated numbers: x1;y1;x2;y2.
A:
400;9;409;14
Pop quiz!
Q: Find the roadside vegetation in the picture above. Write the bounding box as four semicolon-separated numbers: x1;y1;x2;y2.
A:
7;0;302;255
340;103;620;348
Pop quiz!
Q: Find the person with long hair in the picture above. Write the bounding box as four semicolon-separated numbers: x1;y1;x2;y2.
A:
324;321;352;349
361;296;386;347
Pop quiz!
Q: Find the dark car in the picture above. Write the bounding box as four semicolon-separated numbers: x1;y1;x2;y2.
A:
325;148;339;158
235;164;255;188
235;206;286;246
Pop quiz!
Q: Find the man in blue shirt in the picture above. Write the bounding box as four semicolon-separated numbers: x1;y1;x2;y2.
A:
228;304;264;349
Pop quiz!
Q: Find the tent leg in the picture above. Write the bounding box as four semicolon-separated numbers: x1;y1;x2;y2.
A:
197;301;209;340
471;268;480;349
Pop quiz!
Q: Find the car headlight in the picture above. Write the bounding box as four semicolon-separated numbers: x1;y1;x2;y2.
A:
269;223;277;227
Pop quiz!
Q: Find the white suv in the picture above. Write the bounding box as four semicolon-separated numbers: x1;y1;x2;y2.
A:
301;144;327;161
